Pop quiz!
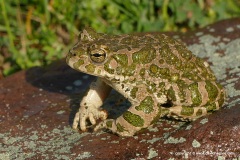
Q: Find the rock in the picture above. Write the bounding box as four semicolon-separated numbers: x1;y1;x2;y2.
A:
0;18;240;159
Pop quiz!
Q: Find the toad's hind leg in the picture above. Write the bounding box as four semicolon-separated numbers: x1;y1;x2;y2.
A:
164;105;209;121
94;98;161;136
164;100;224;121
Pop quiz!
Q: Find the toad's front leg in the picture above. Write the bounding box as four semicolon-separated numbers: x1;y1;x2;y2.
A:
72;78;112;131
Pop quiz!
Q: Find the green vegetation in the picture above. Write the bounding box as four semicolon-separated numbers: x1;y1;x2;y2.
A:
0;0;240;76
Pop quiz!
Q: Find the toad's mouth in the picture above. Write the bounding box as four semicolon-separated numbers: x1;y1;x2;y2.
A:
66;55;79;69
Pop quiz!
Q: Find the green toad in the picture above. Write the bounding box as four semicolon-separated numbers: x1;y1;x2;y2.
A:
66;28;225;136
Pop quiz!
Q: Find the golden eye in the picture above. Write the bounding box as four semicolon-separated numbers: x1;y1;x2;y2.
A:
90;49;106;63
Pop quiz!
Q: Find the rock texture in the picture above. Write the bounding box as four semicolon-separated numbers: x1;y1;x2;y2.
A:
0;18;240;160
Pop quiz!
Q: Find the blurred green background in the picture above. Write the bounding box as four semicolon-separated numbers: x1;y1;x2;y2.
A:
0;0;240;76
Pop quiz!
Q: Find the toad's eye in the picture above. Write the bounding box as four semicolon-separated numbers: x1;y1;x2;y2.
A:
90;49;106;63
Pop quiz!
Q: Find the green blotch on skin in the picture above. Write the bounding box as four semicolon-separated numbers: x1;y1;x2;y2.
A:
218;89;225;107
161;108;170;116
135;96;154;114
123;111;144;127
132;46;156;64
158;82;165;90
140;68;145;77
188;83;202;106
82;27;103;40
181;106;194;116
97;69;101;74
104;60;115;74
167;86;177;102
158;68;170;79
159;44;180;65
159;59;165;64
120;37;133;44
113;54;128;66
176;80;187;101
175;45;192;61
174;60;183;70
185;62;196;72
122;64;136;76
171;73;179;82
85;64;96;73
130;87;138;99
182;72;201;81
115;66;122;75
159;44;171;57
195;58;216;81
163;35;177;45
106;121;113;128
111;45;131;52
196;109;203;116
147;81;157;93
150;64;159;74
73;59;84;69
166;53;179;65
205;81;218;102
205;103;217;112
116;123;126;132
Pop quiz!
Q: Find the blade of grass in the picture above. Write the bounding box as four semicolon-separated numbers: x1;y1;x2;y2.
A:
0;0;15;50
108;1;136;20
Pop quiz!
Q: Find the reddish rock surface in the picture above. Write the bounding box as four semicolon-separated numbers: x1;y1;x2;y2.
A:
0;18;240;159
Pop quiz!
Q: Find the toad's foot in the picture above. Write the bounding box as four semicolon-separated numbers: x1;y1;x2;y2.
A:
72;107;108;131
94;119;135;137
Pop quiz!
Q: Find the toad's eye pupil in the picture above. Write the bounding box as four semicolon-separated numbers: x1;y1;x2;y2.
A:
93;53;102;57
